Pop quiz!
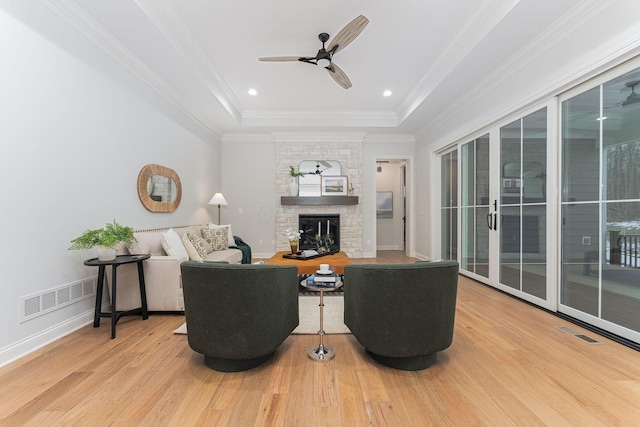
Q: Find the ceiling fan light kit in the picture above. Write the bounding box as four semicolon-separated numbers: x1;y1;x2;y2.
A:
258;15;369;89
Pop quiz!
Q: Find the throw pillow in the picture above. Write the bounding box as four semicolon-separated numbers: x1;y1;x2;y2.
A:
208;223;235;247
198;229;213;253
160;228;189;259
182;232;208;262
201;226;228;252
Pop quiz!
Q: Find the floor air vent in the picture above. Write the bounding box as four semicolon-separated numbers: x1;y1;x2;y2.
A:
555;326;602;345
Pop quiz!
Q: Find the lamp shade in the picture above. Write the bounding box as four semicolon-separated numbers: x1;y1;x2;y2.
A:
208;193;228;206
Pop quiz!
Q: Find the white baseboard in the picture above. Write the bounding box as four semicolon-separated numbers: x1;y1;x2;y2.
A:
413;251;431;261
0;310;94;368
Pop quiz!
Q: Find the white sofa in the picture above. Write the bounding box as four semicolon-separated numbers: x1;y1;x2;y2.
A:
107;225;243;312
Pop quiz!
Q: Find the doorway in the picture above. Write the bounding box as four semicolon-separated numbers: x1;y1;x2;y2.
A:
374;157;411;256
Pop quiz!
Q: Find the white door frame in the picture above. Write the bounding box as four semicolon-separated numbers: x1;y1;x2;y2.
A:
372;155;415;257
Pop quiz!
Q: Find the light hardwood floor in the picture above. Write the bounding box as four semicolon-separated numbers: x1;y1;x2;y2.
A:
1;251;639;426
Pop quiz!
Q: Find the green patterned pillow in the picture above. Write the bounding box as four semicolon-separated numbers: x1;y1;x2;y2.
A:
183;232;209;261
201;227;228;252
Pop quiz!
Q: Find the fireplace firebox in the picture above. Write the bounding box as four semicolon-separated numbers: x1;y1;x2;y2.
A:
299;214;340;251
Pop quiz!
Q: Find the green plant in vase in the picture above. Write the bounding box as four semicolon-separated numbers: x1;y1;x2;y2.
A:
288;166;305;196
69;220;136;261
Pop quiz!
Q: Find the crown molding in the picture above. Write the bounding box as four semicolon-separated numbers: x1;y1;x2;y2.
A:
241;110;398;128
221;133;274;143
396;0;521;125
133;0;243;122
414;0;621;141
272;132;367;143
39;0;222;138
364;134;416;144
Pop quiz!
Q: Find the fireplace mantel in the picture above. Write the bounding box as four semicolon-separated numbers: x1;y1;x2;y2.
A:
281;196;358;206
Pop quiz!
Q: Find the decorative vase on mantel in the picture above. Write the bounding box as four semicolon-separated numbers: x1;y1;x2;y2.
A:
289;178;299;197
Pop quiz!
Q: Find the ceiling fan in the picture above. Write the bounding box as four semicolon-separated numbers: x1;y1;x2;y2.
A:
622;81;640;107
311;160;333;175
258;15;369;89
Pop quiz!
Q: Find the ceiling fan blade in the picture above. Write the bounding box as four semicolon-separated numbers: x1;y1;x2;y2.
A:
258;56;301;62
327;15;369;54
328;63;352;89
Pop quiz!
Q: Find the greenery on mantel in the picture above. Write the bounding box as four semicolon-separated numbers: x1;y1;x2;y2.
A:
69;220;136;250
289;166;305;177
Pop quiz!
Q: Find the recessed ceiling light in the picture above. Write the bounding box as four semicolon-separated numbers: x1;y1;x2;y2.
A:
383;90;392;97
248;88;258;96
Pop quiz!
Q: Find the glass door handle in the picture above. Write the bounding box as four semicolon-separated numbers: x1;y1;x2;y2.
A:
486;213;493;230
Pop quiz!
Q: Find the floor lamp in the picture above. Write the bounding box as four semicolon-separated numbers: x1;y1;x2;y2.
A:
208;193;228;224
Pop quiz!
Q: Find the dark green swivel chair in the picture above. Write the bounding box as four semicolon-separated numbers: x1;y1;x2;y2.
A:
180;261;299;372
343;260;459;370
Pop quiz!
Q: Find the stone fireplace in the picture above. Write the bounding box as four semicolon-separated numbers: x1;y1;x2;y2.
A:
299;214;340;251
274;134;363;257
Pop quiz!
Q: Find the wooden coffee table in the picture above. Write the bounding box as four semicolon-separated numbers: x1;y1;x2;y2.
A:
266;251;352;275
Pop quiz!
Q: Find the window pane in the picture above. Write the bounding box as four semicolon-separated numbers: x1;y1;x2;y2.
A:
461;207;474;271
461;142;475;207
442;208;458;261
603;71;640;201
441;155;451;207
604;140;640;201
602;201;640;332
523;109;547;204
562;87;600;202
500;205;521;290
501;119;521;205
561;203;599;315
522;206;546;299
475;206;490;278
476;134;490;205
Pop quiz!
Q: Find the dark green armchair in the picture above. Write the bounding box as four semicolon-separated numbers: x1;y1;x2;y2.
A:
180;261;299;372
343;260;459;370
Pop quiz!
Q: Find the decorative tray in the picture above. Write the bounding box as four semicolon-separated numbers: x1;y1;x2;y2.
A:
282;250;339;260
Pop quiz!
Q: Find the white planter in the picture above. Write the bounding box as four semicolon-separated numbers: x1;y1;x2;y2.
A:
289;179;299;196
96;246;117;261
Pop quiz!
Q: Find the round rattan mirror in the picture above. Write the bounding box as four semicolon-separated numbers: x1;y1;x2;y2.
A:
137;164;182;212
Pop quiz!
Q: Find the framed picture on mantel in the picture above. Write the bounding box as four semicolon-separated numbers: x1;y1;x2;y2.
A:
321;176;348;196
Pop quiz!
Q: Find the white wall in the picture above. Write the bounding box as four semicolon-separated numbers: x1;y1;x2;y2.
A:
0;10;221;365
221;134;277;258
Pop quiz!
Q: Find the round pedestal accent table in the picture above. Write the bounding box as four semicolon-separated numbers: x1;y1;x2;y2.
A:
299;278;343;361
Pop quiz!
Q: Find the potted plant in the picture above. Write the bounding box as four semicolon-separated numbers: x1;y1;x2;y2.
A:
289;166;305;196
69;220;136;261
286;228;303;254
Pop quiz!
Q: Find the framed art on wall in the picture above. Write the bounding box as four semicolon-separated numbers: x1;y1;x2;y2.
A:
376;191;393;218
321;176;348;196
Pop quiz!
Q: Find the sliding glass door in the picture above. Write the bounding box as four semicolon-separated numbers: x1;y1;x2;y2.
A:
454;107;550;305
438;61;640;344
441;150;458;261
561;66;640;338
499;109;548;300
460;134;490;278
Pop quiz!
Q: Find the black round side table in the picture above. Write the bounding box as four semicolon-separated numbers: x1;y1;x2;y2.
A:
84;254;150;339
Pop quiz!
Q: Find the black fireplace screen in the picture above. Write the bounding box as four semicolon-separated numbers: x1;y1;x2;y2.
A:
298;214;340;251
